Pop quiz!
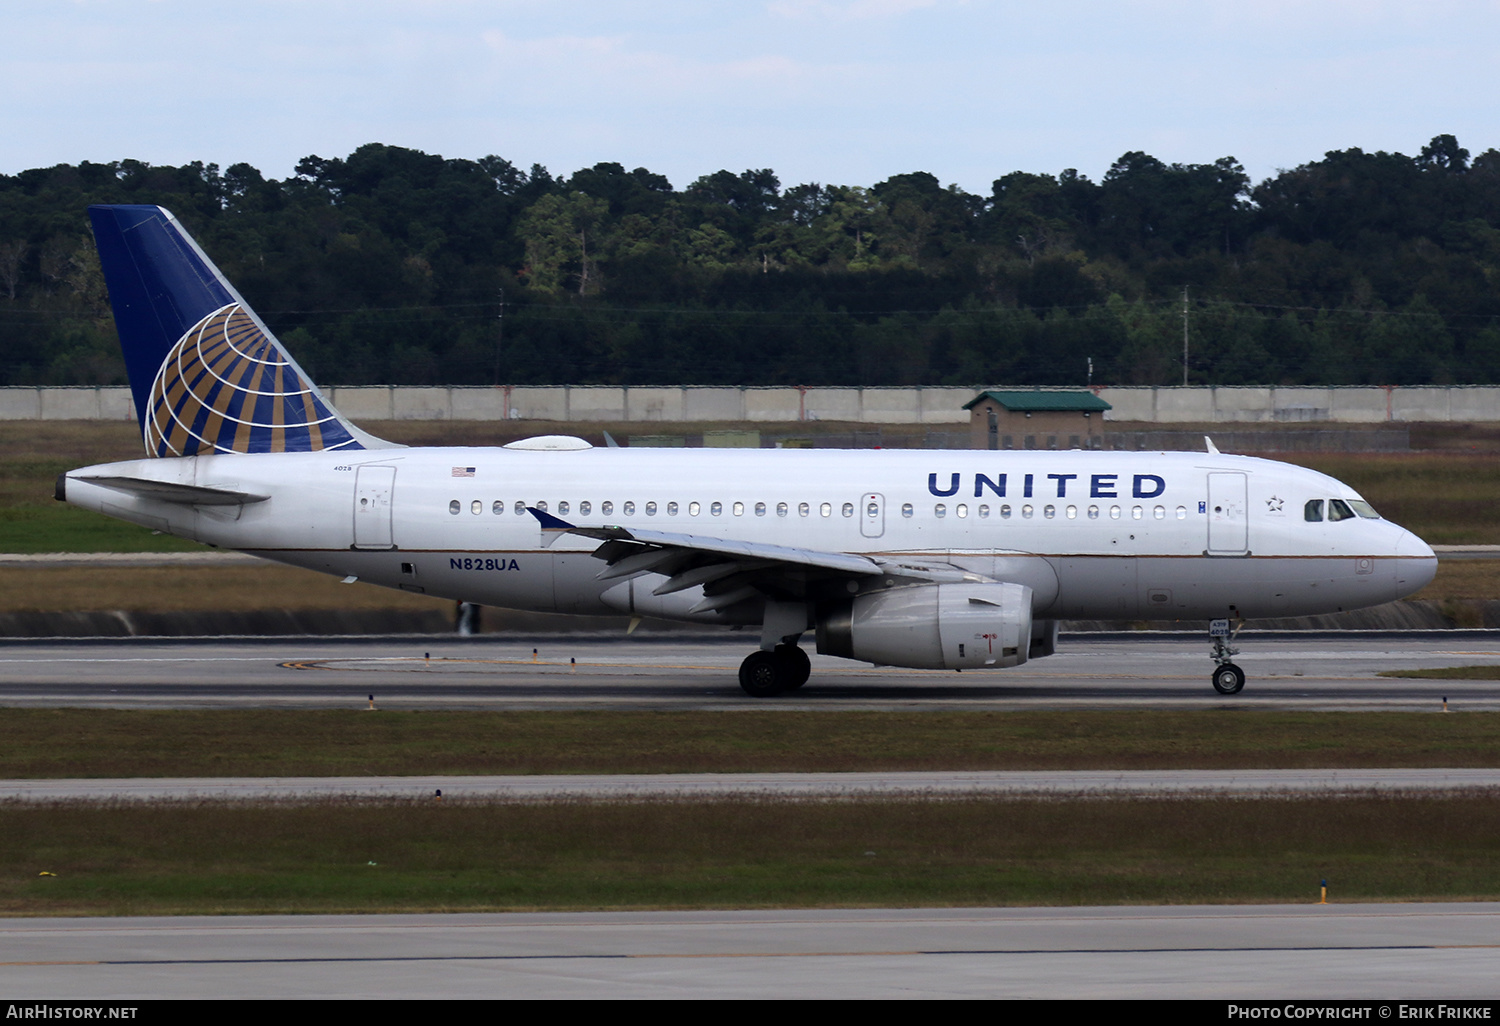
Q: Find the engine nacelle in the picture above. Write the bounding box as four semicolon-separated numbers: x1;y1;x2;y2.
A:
816;582;1033;670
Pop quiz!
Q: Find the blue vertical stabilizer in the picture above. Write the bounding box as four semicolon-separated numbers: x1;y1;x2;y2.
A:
88;204;379;456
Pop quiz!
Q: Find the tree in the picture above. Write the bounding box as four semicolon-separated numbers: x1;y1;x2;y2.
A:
516;192;611;295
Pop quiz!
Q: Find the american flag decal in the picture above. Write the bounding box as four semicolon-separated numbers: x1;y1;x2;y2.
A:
451;467;476;478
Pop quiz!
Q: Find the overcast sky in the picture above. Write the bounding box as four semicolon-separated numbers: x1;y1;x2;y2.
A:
5;0;1499;194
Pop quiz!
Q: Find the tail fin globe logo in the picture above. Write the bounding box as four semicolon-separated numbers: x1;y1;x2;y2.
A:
146;302;358;456
88;204;377;458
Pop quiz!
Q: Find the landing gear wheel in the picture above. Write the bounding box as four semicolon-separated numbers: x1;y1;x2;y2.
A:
739;650;787;697
1212;662;1246;695
777;644;811;690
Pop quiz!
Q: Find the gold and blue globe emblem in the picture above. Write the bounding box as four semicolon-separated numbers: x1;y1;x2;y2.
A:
144;304;358;456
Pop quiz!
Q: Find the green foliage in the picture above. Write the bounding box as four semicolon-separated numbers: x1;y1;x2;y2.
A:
5;137;1500;386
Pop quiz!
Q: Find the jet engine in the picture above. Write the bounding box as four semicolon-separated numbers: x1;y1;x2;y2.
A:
815;582;1033;670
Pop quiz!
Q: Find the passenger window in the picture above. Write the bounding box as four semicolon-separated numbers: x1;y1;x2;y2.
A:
1304;500;1324;522
580;501;591;516
689;501;700;516
798;502;809;517
1022;504;1034;519
820;502;832;518
449;500;460;515
755;502;767;517
978;504;990;518
623;501;635;516
645;501;657;516
1066;505;1077;519
534;500;547;512
1000;505;1012;519
470;500;482;515
601;501;613;516
1043;505;1055;519
956;503;968;518
901;503;914;518
934;504;947;518
777;502;788;517
514;501;527;515
1087;505;1099;520
666;501;678;516
733;501;744;516
558;501;569;515
710;501;721;516
842;502;854;517
1328;499;1355;522
492;500;504;515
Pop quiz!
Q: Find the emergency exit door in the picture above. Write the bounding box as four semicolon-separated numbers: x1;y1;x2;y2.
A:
860;492;885;538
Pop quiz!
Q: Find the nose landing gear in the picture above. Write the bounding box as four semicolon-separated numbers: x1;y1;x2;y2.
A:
1209;616;1246;695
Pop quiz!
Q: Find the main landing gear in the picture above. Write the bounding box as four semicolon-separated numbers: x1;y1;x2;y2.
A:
738;644;811;697
1209;616;1246;695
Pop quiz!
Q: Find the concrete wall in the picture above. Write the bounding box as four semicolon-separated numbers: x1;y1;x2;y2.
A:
5;384;1500;423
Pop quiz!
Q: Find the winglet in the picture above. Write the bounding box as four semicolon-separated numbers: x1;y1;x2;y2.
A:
527;506;575;547
1205;436;1220;455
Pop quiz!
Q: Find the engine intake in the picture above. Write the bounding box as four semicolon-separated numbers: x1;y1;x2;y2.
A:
817;582;1033;670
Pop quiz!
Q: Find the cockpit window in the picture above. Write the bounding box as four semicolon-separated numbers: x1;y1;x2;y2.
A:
1348;499;1381;519
1327;498;1355;522
1304;499;1324;522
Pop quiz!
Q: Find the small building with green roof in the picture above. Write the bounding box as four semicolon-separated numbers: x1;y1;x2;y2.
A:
963;389;1112;450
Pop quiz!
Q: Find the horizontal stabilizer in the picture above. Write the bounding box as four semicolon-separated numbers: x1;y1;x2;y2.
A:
73;475;270;506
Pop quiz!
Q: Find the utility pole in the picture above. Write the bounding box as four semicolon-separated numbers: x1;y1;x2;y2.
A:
492;286;505;386
1181;286;1190;386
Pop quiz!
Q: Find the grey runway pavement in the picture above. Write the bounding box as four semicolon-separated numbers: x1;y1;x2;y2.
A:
6;768;1500;802
1;632;1498;709
3;904;1499;999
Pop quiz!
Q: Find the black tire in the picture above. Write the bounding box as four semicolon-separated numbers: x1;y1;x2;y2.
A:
739;650;787;697
1211;663;1246;695
777;644;812;690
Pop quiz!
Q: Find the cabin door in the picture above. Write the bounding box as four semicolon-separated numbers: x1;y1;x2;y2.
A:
1206;472;1248;554
353;465;397;550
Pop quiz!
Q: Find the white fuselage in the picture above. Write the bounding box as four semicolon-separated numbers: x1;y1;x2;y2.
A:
64;446;1437;626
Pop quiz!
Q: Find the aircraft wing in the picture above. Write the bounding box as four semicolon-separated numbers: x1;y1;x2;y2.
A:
529;508;987;612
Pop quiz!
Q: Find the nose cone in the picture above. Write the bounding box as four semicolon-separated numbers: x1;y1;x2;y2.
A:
1395;530;1437;596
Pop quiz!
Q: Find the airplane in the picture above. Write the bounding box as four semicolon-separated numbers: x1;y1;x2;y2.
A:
58;204;1439;697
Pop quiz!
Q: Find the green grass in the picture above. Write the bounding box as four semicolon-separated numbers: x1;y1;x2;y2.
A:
0;504;200;553
4;796;1498;915
5;710;1500;778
